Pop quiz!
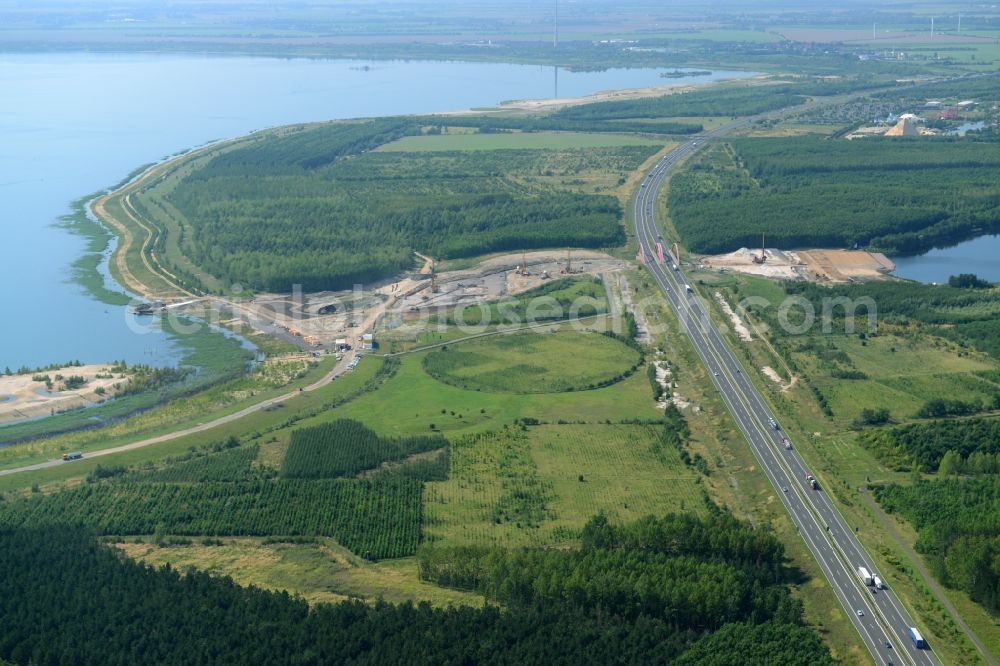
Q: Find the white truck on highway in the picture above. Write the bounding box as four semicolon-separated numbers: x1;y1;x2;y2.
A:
873;575;885;590
858;566;873;586
684;284;693;293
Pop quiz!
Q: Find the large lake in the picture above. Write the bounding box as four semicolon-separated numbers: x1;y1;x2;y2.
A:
0;53;753;370
891;234;1000;284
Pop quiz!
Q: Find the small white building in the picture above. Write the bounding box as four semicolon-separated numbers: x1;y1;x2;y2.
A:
361;333;374;351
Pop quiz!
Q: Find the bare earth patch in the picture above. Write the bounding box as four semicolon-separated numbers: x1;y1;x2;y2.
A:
761;366;796;392
701;247;894;283
0;364;124;424
714;292;752;342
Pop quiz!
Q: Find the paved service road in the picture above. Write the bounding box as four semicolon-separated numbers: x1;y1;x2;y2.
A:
633;126;939;666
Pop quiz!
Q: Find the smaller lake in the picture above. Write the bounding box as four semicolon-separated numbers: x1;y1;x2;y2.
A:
891;234;1000;284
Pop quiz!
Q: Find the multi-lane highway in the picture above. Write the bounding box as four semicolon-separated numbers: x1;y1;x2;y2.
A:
633;132;939;666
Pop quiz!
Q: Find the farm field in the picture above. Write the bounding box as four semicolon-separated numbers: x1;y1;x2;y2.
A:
376;131;663;152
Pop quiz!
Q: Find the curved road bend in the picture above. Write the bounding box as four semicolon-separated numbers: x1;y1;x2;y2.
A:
634;127;939;666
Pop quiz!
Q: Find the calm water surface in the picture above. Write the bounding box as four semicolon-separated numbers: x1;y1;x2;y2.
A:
0;53;753;369
891;235;1000;284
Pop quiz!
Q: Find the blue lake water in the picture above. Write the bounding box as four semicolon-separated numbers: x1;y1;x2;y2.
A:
0;53;754;370
891;234;1000;284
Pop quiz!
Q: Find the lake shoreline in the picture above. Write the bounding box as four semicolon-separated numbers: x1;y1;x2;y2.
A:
87;71;760;305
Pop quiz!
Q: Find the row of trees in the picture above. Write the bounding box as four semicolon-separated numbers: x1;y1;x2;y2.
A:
0;525;831;665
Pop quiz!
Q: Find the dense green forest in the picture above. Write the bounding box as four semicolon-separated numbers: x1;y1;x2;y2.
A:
0;478;420;560
167;121;655;291
282;419;446;479
418;512;831;663
859;417;1000;472
0;518;832;665
873;477;1000;615
669;137;1000;255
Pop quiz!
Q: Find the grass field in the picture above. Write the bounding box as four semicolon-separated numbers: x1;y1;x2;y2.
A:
424;423;704;549
116;537;482;608
376;131;663;152
800;333;998;429
330;352;656;440
421;330;642;393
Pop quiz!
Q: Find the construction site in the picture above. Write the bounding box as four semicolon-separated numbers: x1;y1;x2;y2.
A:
178;249;629;354
700;245;896;283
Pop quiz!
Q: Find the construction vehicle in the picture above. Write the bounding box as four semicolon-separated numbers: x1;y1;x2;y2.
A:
751;233;767;264
61;451;83;461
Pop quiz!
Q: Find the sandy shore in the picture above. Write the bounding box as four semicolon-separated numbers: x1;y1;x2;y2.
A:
0;364;125;425
436;75;771;117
